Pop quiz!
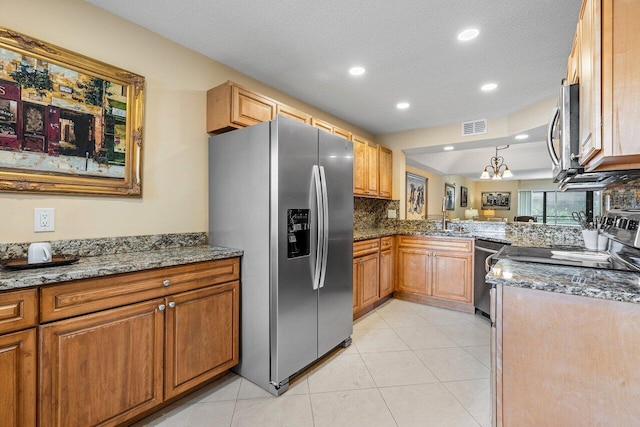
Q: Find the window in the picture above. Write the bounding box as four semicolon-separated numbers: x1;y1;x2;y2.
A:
518;190;601;225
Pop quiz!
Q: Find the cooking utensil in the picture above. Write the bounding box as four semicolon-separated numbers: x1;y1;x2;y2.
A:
572;211;588;229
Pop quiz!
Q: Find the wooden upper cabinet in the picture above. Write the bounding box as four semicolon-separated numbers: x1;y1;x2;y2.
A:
353;135;367;196
578;0;600;164
379;146;393;199
566;25;580;84
575;0;640;170
207;81;276;134
0;328;36;427
365;140;379;196
311;117;334;134
333;126;352;141
231;85;276;127
276;104;311;124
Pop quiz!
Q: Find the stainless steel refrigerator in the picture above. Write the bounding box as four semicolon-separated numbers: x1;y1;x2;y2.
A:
209;115;354;396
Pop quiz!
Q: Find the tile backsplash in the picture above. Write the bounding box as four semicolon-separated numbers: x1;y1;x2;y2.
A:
354;197;399;229
604;180;640;210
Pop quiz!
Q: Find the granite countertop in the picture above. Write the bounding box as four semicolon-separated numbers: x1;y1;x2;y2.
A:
486;259;640;304
0;245;243;292
354;228;580;248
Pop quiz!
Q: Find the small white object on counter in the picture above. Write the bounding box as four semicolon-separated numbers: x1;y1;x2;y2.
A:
27;242;52;264
581;229;598;251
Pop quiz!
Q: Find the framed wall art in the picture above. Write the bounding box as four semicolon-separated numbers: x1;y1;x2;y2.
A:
460;186;468;207
481;191;511;210
445;183;455;211
0;28;144;196
406;172;427;220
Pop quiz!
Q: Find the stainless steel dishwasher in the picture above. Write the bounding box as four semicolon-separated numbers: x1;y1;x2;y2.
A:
474;239;509;317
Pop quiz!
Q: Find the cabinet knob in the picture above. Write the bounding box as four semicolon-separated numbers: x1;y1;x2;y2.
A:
168;301;176;308
163;279;171;287
370;244;375;248
158;304;166;311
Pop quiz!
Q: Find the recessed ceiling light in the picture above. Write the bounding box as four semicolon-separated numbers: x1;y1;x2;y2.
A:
443;146;454;151
396;102;410;110
349;66;365;76
481;83;498;91
457;28;479;41
515;134;529;140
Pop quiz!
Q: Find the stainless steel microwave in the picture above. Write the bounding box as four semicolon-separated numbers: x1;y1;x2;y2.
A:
547;82;581;183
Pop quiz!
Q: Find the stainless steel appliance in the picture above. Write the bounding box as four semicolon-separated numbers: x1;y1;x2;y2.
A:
547;82;581;183
474;239;509;317
493;209;640;273
547;82;640;191
209;115;354;396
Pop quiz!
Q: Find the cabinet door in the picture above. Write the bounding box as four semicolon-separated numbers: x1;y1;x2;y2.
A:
353;135;367;195
165;281;239;399
379;248;394;298
365;141;379;196
397;248;431;295
311;117;334;134
578;0;601;164
431;252;473;303
276;104;310;124
333;126;352;141
0;328;36;427
566;31;580;84
231;85;276;127
359;252;379;307
39;299;165;427
378;146;392;199
353;258;360;313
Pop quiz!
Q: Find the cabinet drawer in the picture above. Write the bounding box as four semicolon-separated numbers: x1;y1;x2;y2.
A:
398;236;472;253
381;236;394;249
0;288;38;334
353;239;380;257
40;257;240;322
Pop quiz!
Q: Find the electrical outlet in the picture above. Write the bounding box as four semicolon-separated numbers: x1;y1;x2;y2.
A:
34;208;55;232
388;209;397;219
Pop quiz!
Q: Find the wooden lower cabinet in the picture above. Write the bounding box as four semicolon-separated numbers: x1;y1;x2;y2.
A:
0;328;36;427
165;281;239;399
358;252;379;307
431;252;472;302
396;236;474;312
39;299;165;427
397;248;430;294
495;285;640;425
36;257;241;427
353;237;395;318
379;249;394;298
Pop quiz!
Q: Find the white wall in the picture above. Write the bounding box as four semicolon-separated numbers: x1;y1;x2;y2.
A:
0;0;372;243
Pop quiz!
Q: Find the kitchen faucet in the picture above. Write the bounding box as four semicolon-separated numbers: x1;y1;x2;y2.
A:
442;196;447;230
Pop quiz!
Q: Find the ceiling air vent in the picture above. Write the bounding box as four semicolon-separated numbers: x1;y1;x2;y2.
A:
461;119;487;136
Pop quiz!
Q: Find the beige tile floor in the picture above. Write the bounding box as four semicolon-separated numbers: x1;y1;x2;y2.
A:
133;299;491;427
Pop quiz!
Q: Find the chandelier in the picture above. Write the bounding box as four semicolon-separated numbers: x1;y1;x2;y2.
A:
480;146;513;180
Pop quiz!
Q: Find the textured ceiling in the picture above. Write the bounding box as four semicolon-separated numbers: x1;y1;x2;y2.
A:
84;0;582;136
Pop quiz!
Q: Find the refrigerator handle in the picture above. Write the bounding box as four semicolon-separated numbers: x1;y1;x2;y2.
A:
318;166;329;288
312;165;323;291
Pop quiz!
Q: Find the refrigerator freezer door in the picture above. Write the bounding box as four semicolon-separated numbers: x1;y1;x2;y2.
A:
270;117;319;385
317;131;354;357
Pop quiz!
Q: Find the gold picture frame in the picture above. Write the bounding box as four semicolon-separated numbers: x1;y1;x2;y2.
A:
0;28;144;196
